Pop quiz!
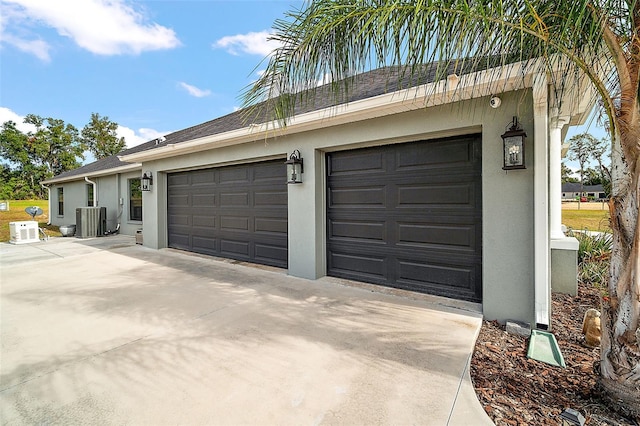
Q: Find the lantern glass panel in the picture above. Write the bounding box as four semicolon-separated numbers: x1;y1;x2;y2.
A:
287;163;302;183
503;135;524;169
141;173;152;191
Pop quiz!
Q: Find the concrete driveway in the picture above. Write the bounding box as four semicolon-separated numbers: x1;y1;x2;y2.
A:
0;236;492;425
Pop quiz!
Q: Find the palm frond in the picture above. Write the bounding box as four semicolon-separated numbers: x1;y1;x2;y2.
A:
241;0;636;143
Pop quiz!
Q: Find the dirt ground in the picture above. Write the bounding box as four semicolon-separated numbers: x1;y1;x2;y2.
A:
470;281;637;425
562;201;609;211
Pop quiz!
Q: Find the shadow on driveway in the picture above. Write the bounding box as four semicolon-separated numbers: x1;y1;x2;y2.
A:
0;236;489;425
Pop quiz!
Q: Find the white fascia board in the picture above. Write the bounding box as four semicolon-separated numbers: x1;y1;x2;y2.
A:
556;74;597;127
547;54;600;127
120;63;536;163
41;163;141;185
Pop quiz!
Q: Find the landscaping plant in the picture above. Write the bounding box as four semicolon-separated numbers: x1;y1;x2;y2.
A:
573;231;612;294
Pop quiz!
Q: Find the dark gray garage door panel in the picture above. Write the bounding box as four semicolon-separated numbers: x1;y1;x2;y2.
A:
167;160;288;268
327;135;482;302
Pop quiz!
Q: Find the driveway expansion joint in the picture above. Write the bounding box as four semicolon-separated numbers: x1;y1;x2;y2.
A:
0;336;149;394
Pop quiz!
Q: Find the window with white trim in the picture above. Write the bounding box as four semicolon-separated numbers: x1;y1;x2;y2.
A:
129;178;142;221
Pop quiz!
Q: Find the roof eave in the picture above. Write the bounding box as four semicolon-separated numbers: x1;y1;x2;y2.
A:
120;59;591;164
41;163;142;185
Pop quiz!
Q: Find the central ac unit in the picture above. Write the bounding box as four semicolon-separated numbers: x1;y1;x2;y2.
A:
76;207;106;238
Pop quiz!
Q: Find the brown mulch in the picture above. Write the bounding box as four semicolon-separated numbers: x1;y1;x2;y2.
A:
470;281;638;425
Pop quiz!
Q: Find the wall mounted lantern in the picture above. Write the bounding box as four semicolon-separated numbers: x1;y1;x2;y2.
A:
501;116;527;170
285;150;304;184
141;171;153;191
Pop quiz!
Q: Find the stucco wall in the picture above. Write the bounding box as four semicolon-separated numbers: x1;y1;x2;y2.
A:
551;237;580;296
143;90;536;325
47;170;143;236
94;175;118;231
49;181;87;227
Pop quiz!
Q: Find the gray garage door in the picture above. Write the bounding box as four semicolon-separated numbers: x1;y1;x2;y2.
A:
326;135;482;302
167;160;288;268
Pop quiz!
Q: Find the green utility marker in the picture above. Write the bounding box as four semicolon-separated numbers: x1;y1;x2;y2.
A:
527;330;566;368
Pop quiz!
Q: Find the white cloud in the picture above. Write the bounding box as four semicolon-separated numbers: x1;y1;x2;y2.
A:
0;34;51;62
0;107;38;133
11;37;50;61
213;30;281;57
0;0;180;59
0;3;51;61
178;82;211;98
117;125;168;148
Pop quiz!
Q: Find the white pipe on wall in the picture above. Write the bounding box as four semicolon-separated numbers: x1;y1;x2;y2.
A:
532;74;551;330
40;183;51;225
84;176;98;207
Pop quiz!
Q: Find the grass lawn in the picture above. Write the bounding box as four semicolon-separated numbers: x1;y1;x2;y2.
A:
562;204;611;232
0;199;610;242
0;200;61;242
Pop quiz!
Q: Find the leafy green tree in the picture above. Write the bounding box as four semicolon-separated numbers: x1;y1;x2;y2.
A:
0;164;27;199
0;121;29;170
81;113;126;159
244;0;640;416
568;134;612;198
591;137;612;197
583;167;604;186
0;120;40;199
0;116;84;199
568;133;599;208
24;114;84;176
561;163;578;184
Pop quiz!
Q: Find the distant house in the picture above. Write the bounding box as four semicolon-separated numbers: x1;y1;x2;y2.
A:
42;60;595;330
561;182;606;201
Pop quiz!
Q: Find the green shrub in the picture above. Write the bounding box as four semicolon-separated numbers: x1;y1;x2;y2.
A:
570;231;611;291
575;231;612;263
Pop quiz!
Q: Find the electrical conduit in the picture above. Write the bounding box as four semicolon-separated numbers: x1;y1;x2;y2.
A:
40;183;51;225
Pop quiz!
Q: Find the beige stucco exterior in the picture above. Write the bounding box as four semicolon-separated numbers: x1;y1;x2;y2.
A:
43;61;594;328
47;170;144;236
136;92;536;324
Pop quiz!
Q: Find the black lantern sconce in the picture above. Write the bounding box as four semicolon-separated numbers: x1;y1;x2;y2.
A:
141;171;153;191
501;116;527;170
285;150;303;184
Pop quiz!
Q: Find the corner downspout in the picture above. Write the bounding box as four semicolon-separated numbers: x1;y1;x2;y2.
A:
40;183;51;225
533;74;551;330
84;176;97;207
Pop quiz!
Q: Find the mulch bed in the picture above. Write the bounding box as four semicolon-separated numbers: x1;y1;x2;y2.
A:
470;281;638;425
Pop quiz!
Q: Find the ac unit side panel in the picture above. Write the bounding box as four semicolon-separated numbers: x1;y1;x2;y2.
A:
75;207;107;238
9;221;40;244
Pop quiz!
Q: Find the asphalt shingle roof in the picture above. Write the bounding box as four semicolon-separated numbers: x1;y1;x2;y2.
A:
46;138;160;182
562;183;604;192
47;58;516;182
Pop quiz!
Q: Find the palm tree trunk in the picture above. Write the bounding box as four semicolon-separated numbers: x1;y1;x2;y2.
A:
599;121;640;419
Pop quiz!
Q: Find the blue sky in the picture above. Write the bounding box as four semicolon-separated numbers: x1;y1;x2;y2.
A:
0;0;606;171
1;0;302;147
